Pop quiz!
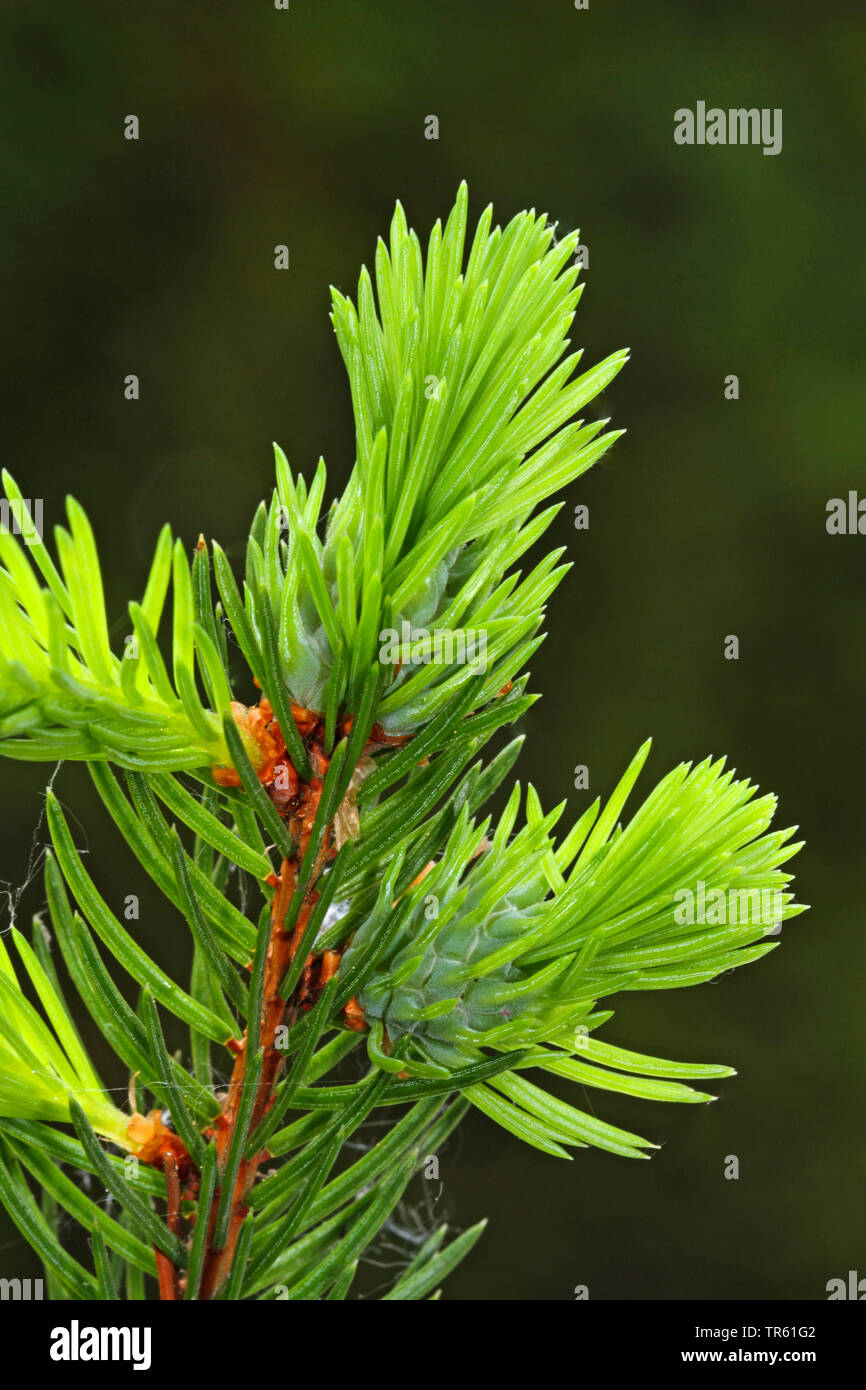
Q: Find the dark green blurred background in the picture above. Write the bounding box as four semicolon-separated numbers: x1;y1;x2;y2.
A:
2;0;864;1300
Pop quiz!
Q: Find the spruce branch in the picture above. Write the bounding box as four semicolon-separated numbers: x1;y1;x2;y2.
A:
0;185;806;1300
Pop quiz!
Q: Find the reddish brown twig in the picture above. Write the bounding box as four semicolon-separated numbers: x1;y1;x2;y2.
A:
154;1152;183;1299
155;1248;178;1301
149;693;423;1299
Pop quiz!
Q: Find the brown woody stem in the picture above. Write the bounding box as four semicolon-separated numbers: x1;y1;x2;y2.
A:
154;699;393;1300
